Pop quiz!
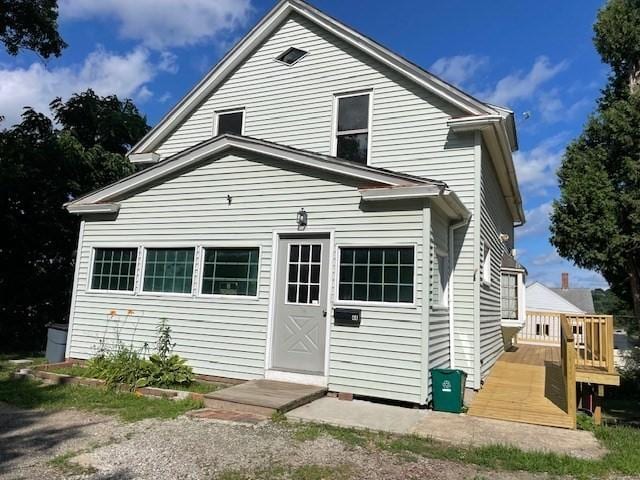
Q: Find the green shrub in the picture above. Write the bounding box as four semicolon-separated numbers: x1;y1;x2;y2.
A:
87;319;194;390
86;346;150;389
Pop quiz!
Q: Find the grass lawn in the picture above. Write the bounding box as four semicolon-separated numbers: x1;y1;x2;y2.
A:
290;421;640;479
47;364;226;394
0;357;203;422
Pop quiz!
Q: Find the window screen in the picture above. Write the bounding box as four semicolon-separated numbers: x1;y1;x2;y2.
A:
201;248;259;296
336;94;369;164
338;247;414;303
217;111;243;135
91;248;137;291
143;248;195;294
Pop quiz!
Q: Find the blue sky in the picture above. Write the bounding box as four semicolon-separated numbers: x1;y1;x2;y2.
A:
0;0;609;289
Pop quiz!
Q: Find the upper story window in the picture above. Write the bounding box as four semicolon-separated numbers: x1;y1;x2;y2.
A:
334;92;370;165
276;47;307;65
216;109;244;136
481;240;492;285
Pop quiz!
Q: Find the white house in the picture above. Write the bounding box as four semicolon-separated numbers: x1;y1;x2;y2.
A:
63;0;526;405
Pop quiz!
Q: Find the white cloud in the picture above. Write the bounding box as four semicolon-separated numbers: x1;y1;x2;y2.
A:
430;55;488;88
513;134;567;192
60;0;254;50
538;89;591;123
0;47;165;126
525;249;608;289
480;56;568;107
516;201;553;239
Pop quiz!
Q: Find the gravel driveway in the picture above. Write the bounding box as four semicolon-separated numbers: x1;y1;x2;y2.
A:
0;402;565;479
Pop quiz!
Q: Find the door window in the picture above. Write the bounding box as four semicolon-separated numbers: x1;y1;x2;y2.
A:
286;244;322;304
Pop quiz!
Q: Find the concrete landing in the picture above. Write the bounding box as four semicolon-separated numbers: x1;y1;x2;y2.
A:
288;397;606;459
204;379;326;416
288;397;427;434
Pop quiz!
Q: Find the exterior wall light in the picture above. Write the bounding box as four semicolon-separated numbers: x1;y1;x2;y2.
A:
296;208;308;228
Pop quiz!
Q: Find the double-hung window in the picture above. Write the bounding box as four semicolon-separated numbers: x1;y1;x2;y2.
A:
216;109;244;136
201;248;259;296
143;248;195;294
334;93;370;164
91;248;138;291
338;247;414;303
500;272;518;321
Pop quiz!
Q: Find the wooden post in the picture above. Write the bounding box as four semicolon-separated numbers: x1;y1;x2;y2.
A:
593;384;604;426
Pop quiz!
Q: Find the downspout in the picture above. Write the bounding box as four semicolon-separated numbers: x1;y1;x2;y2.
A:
448;215;470;369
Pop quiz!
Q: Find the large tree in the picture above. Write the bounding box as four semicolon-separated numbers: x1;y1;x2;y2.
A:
550;0;640;326
0;0;67;58
0;90;149;351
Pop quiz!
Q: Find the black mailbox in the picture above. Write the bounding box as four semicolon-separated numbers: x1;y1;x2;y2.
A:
334;308;361;327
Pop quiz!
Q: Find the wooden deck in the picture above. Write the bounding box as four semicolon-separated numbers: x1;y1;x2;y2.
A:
468;345;575;429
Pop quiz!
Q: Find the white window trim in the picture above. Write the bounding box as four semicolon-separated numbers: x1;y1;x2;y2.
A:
481;239;492;286
139;246;198;298
434;246;449;309
197;245;262;301
213;107;245;137
334;243;418;308
500;267;526;325
331;89;373;166
274;46;309;66
86;245;139;295
499;271;518;321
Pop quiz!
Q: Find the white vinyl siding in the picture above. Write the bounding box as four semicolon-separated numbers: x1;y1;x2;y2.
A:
479;148;514;380
152;13;479;387
428;207;450;375
68;152;427;403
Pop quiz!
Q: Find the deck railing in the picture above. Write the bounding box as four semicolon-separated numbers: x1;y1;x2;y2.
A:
519;311;562;344
565;314;615;374
560;314;577;429
520;311;616;374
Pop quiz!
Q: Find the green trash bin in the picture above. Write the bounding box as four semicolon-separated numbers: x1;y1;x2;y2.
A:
431;368;467;413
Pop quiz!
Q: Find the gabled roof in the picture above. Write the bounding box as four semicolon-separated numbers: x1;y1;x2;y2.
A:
525;282;586;314
66;134;469;216
551;288;595;314
128;0;504;157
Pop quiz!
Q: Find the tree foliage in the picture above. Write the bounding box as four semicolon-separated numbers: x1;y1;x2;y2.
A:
0;0;67;59
550;0;640;326
0;90;149;350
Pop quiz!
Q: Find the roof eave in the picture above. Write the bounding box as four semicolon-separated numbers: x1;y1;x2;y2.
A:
448;115;525;225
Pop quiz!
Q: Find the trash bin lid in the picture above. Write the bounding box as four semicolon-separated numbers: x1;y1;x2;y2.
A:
46;323;69;331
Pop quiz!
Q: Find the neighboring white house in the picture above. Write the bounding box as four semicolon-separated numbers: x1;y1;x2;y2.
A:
63;0;526;404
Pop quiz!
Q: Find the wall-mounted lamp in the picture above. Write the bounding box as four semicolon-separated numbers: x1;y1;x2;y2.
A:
296;208;308;229
499;233;510;243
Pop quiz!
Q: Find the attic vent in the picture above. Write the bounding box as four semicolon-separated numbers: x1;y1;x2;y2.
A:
276;47;307;65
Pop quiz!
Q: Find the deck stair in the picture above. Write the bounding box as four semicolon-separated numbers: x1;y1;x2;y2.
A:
204;379;327;416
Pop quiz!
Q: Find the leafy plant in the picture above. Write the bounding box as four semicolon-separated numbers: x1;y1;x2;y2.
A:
87;319;193;390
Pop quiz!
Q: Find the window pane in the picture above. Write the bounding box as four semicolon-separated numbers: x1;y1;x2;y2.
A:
338;247;414;303
286;243;323;304
201;248;259;296
144;248;194;294
277;47;307;65
217;111;243;135
91;248;137;291
337;94;369;131
336;133;368;164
